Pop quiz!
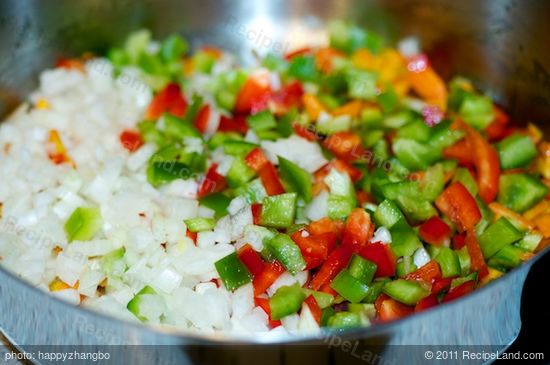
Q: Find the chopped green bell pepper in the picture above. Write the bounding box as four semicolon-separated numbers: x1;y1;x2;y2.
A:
393;138;440;171
127;285;157;321
459;93;494;130
488;245;527;270
497;134;538;169
382;279;430;306
389;219;422;257
396;256;417;277
214;252;252;291
260;193;297;228
278;156;313;203
346;68;378;100
362;279;389;303
498;173;549;213
65;207;102;242
373;199;404;228
434;247;461;278
516;232;543;252
269;283;307;320
234;178;268;204
348;254;377;284
247;110;277;132
265;233;306;274
327;311;362;329
331;269;370;303
453;167;478;197
199;193;232;219
184;217;216;232
226;158;256;188
478;217;523;258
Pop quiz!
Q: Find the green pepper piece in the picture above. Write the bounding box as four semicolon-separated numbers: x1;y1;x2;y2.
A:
496;134;538;169
184;217;216;232
199;193;232;219
346;68;378;100
127;285;157;321
459;93;494;130
65;207;103;242
226;158;256;188
397;119;432;142
392;138;440;171
287;55;319;82
214;252;252;291
516;232;543;252
321;306;336;326
478;217;523;258
247;110;277;132
101;247;126;277
348;254;377;284
457;246;471;276
373;199;404;228
389;219;422;258
427;119;465;153
434;247;461;278
278;156;313;203
382;279;430;306
302;289;335;309
260;193;297;228
223;140;258;157
160;34;188;63
163;113;202;140
498;173;549;213
269;283;307;320
396;256;417;277
265;233;306;274
362;279;389;303
330;269;370;303
488;245;527;270
328;20;383;54
234;178;268;204
453;168;478;197
420;163;446;202
450;273;478;289
327;311;362;329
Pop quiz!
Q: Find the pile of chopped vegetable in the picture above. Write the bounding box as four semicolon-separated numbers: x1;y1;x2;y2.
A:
56;21;549;330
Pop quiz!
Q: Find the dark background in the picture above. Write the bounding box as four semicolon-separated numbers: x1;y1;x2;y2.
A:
496;252;550;364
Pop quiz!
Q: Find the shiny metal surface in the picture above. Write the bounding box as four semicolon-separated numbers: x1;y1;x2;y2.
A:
0;0;549;364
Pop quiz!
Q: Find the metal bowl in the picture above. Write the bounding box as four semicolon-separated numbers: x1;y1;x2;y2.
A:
1;1;549;364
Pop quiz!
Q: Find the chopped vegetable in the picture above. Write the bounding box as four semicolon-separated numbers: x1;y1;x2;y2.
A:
64;207;102;242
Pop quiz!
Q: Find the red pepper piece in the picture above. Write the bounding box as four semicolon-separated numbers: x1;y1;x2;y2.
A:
258;162;286;196
358;242;397;278
415;293;439;312
309;246;353;291
251;204;262;225
218;114;248;134
404;260;442;285
252;260;285;296
254;297;282;328
194;104;210;134
435;182;482;232
341;208;375;250
146;83;187;120
442;280;475;303
235;72;271;114
378;298;414;322
304;296;322;324
197;164;227;198
323;132;364;161
244;147;269;172
237;244;265;277
465;229;489;278
418;216;452;246
119;130;144;153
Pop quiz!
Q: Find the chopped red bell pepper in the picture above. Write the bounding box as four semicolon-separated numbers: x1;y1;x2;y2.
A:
309;246;353;291
291;230;337;260
293;123;318;141
258;162;286;196
443;139;473;166
375;293;390;313
442;280;475;303
284;47;312;60
145;83;188;120
418;216;452;246
304;295;322;324
308;217;344;237
252;260;285;296
56;57;85;72
435;182;482;232
452;233;467;250
272;81;304;112
378;297;414;322
323;132;364;161
251;203;262;225
464;229;489;278
357;191;374;205
319;282;338;296
358;242;397;278
415;293;439;312
404;260;442;285
254;297;282;328
460;120;500;203
120;130;144;153
237;244;265;277
197;164;227;198
341;208;374;250
235;72;271;114
218;114;248;134
244;147;269;172
186;230;197;245
194;104;210;134
485;106;511;142
332;159;363;182
431;277;453;294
